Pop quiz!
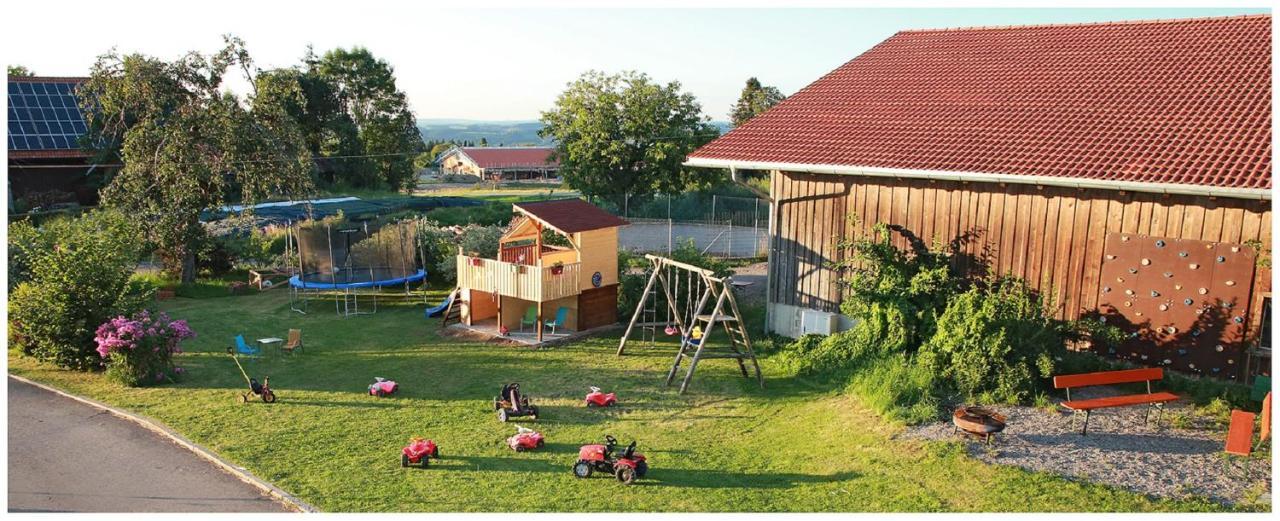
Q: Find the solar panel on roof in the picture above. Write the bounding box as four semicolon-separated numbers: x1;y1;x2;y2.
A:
7;80;88;151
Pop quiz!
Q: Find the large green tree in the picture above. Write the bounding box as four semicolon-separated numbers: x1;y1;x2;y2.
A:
80;37;314;282
311;47;423;190
8;65;34;77
729;77;786;127
540;71;720;207
253;65;370;186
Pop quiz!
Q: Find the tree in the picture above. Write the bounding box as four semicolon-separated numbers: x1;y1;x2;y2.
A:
730;77;786;127
254;65;371;186
478;137;488;147
80;37;314;283
312;47;423;190
8;65;34;77
540;71;720;207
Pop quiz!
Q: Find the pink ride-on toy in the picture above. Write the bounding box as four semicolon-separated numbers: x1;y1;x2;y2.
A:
506;425;545;452
585;386;616;407
401;437;440;468
369;377;398;397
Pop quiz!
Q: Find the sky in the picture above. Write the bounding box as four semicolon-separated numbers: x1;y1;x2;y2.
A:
2;3;1269;122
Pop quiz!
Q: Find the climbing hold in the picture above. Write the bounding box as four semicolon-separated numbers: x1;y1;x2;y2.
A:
1179;251;1189;258
1231;246;1240;253
1140;355;1149;361
1227;359;1235;365
1098;316;1107;323
1233;316;1244;324
1117;277;1125;283
1163;271;1173;278
1102;286;1111;293
1177;349;1187;355
1191;329;1201;337
1135;312;1144;317
1162;359;1172;365
1150;290;1160;297
1124;289;1135;296
1141;258;1151;266
1128;268;1138;274
1166;326;1177;334
1212;367;1221;373
1106;254;1117;261
1175;284;1183;290
1158;304;1168;311
1155;240;1166;248
1124;301;1133;307
1217;256;1226;263
1189;263;1199;270
1198;288;1208;295
1225;280;1236;286
1122;235;1131;242
1184;298;1194;305
1215;345;1225;352
1189;363;1197;369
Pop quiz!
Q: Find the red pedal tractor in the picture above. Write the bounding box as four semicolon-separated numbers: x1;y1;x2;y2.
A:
572;435;647;484
401;437;441;468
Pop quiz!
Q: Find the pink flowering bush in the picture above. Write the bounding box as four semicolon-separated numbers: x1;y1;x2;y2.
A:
94;310;195;386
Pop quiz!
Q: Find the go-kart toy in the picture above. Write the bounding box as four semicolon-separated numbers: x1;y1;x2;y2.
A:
401;437;441;468
228;352;275;403
572;435;647;484
585;386;616;407
506;425;545;452
494;383;539;422
369;377;398;397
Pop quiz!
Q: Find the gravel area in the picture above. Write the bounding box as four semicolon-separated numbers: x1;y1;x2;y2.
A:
730;262;767;306
903;389;1271;506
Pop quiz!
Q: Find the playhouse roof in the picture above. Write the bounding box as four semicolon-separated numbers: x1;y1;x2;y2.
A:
449;147;558;170
513;198;629;234
687;15;1272;196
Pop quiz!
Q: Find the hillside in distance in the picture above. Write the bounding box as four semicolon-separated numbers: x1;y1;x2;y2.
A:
418;119;733;147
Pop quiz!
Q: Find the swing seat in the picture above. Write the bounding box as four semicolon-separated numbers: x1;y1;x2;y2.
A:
664;325;679;336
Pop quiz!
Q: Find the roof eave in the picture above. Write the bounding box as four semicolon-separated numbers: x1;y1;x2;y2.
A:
684;157;1271;201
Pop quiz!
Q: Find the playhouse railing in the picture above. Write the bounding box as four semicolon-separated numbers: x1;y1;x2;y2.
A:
456;255;581;301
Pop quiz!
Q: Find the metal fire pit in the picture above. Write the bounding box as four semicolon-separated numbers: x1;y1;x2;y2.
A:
952;406;1007;445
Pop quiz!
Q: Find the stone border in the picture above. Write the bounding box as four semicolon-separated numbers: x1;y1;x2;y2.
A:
8;374;317;513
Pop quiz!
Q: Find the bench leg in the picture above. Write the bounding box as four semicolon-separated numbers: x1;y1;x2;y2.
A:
1154;402;1165;430
1081;410;1091;436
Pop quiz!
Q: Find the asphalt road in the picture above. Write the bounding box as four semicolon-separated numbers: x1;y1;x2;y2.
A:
7;377;291;513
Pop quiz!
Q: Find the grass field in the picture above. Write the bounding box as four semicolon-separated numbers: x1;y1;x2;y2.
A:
8;288;1230;512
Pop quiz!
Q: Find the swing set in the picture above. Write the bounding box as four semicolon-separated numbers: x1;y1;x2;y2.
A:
616;254;763;393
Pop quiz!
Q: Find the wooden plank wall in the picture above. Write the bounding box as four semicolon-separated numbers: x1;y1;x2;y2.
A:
770;170;1272;337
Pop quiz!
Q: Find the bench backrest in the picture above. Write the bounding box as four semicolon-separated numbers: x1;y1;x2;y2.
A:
1053;367;1163;389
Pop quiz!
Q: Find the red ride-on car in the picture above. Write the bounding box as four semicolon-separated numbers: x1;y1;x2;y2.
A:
507;425;545;452
369;377;398;397
401;437;440;468
585;386;616;407
572;435;647;484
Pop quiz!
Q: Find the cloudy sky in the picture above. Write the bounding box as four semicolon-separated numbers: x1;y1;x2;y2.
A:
4;3;1267;121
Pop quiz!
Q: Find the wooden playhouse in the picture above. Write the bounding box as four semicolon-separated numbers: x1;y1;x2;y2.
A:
449;199;628;343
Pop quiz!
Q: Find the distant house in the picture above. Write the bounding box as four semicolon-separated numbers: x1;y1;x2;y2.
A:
7;75;112;210
437;146;559;181
686;16;1271;380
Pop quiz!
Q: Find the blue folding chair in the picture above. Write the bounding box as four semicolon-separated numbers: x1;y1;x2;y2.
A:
543;307;570;335
232;335;260;356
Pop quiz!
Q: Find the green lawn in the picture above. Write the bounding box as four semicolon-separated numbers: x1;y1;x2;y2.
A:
8;289;1228;512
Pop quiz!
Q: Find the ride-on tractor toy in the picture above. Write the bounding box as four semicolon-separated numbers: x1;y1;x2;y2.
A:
401;437;441;468
572;435;647;484
369;377;398;397
585;386;616;407
494;383;539;422
507;425;545;452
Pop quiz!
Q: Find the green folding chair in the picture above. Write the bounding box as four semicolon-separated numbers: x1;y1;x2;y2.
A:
520;307;538;331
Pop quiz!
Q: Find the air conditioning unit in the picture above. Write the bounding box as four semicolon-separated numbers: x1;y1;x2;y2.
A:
800;309;838;336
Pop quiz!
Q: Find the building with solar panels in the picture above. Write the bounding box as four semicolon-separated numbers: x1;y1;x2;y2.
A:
7;75;112;210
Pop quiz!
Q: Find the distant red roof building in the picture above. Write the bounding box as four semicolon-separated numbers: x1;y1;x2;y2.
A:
438;146;559;181
688;15;1271;197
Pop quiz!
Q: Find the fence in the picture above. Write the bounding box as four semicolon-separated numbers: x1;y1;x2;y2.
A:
588;193;770;259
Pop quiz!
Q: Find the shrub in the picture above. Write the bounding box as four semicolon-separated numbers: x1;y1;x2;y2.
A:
918;277;1066;404
9;210;152;370
415;220;505;283
7;219;48;291
94;310;195;386
614;239;732;321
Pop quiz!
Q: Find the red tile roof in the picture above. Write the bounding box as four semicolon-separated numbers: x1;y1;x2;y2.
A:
689;15;1271;194
513;199;629;234
458;147;558;170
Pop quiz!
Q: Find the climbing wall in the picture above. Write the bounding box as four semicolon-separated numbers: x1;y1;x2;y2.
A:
1096;233;1256;379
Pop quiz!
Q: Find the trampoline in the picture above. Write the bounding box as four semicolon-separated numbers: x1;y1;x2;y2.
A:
288;218;426;317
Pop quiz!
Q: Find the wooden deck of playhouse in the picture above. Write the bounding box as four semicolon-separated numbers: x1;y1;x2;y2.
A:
441;199;628;346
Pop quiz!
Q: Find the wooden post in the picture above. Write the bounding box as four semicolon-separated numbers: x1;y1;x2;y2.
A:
537;301;544;343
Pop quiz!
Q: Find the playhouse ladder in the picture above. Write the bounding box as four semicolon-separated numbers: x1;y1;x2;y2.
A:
440;288;463;328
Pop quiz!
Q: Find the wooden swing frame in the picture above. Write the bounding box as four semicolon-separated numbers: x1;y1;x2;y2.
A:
616;254;763;393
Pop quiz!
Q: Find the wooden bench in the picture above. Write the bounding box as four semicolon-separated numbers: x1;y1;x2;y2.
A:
1052;367;1179;435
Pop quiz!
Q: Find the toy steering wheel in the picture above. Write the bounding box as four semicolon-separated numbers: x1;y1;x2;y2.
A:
605;435;617;446
623;441;636;459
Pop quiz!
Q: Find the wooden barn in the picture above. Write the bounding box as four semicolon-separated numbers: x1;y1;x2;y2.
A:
685;15;1272;380
437;146;559;181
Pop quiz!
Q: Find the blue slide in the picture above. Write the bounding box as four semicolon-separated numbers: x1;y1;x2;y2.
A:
425;291;455;318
